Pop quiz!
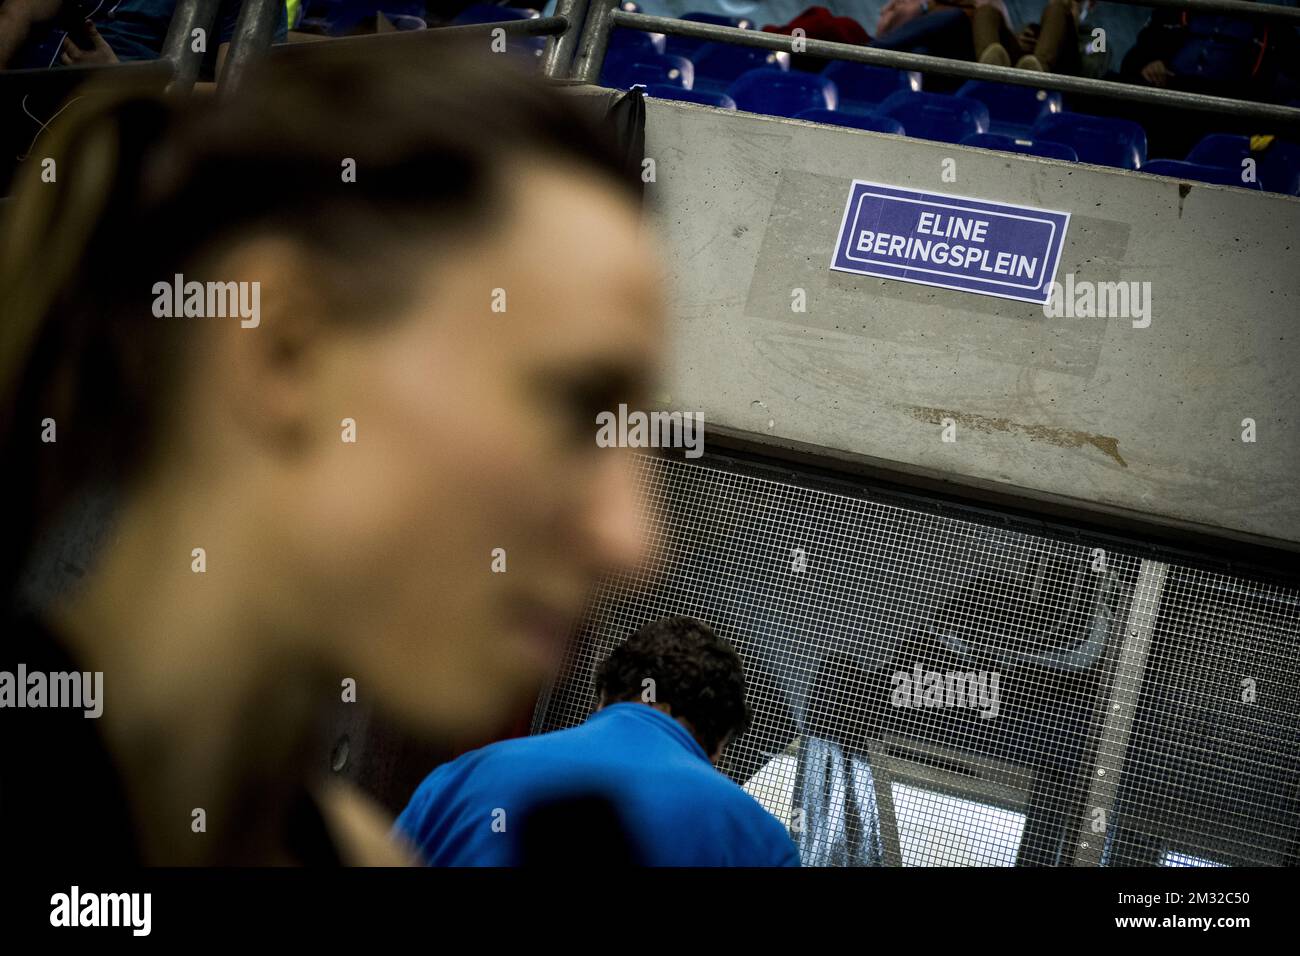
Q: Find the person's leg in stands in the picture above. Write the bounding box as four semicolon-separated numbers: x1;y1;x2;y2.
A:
0;0;63;68
1027;0;1080;72
971;4;1022;68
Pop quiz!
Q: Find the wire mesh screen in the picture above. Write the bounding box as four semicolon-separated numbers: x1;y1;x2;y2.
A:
531;453;1300;867
1103;567;1300;866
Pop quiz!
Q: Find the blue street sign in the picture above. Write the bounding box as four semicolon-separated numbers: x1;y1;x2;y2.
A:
830;181;1071;304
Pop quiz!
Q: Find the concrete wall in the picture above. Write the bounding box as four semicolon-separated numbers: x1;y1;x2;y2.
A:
641;96;1300;549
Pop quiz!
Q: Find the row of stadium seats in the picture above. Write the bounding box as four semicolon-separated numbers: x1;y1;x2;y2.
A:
300;5;1297;194
601;25;1298;193
300;3;549;49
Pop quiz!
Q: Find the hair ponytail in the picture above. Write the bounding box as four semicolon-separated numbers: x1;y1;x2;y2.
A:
0;85;173;607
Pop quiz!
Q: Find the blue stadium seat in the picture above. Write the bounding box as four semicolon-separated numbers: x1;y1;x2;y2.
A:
1032;112;1147;169
384;13;425;29
605;55;695;91
1186;134;1300;195
955;81;1061;137
877;91;989;144
666;12;754;59
1142;160;1263;189
644;85;738;110
451;4;539;24
607;27;666;62
690;42;787;96
960;133;1078;162
795;109;905;135
384;1;424;18
821;62;920;115
727;67;837;118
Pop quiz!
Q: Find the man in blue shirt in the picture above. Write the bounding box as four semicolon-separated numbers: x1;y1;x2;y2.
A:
396;615;801;867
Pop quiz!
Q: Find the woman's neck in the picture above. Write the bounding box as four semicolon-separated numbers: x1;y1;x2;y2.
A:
51;476;333;865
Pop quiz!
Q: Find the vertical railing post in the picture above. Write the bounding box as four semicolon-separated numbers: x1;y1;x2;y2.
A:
160;0;222;93
542;0;591;79
1068;560;1169;867
219;0;282;95
571;0;617;83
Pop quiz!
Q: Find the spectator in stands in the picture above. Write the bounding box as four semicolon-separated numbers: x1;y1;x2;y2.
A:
974;0;1081;72
396;616;802;866
0;0;65;68
1120;8;1280;100
873;0;1004;62
870;0;1086;74
762;5;871;72
1066;0;1112;79
0;0;287;76
0;43;659;864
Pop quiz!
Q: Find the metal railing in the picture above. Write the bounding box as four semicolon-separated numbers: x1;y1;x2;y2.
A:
221;2;588;90
1074;0;1300;21
27;0;1296;125
543;0;591;79
159;0;221;92
573;7;1300;127
220;0;283;94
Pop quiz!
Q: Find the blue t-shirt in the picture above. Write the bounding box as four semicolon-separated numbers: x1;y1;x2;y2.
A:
395;702;802;867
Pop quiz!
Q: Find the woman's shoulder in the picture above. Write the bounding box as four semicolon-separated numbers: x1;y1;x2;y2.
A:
0;609;142;864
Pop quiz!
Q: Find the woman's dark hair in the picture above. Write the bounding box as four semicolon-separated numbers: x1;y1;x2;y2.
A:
0;42;639;606
595;615;753;756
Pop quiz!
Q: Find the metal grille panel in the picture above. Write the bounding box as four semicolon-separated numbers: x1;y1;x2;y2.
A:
532;453;1300;867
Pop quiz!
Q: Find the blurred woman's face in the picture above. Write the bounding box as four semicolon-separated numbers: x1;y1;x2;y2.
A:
277;163;665;740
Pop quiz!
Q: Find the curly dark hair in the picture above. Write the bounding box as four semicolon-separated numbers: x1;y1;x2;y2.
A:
595;616;752;757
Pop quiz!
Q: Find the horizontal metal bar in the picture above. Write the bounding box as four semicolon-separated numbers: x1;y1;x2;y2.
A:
0;59;176;84
612;10;1300;127
1075;0;1300;22
264;14;569;61
432;15;569;37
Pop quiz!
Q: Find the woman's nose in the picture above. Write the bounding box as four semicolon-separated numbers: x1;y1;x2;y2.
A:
579;450;658;576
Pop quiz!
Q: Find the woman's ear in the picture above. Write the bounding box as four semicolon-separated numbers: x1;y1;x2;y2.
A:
199;235;332;457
